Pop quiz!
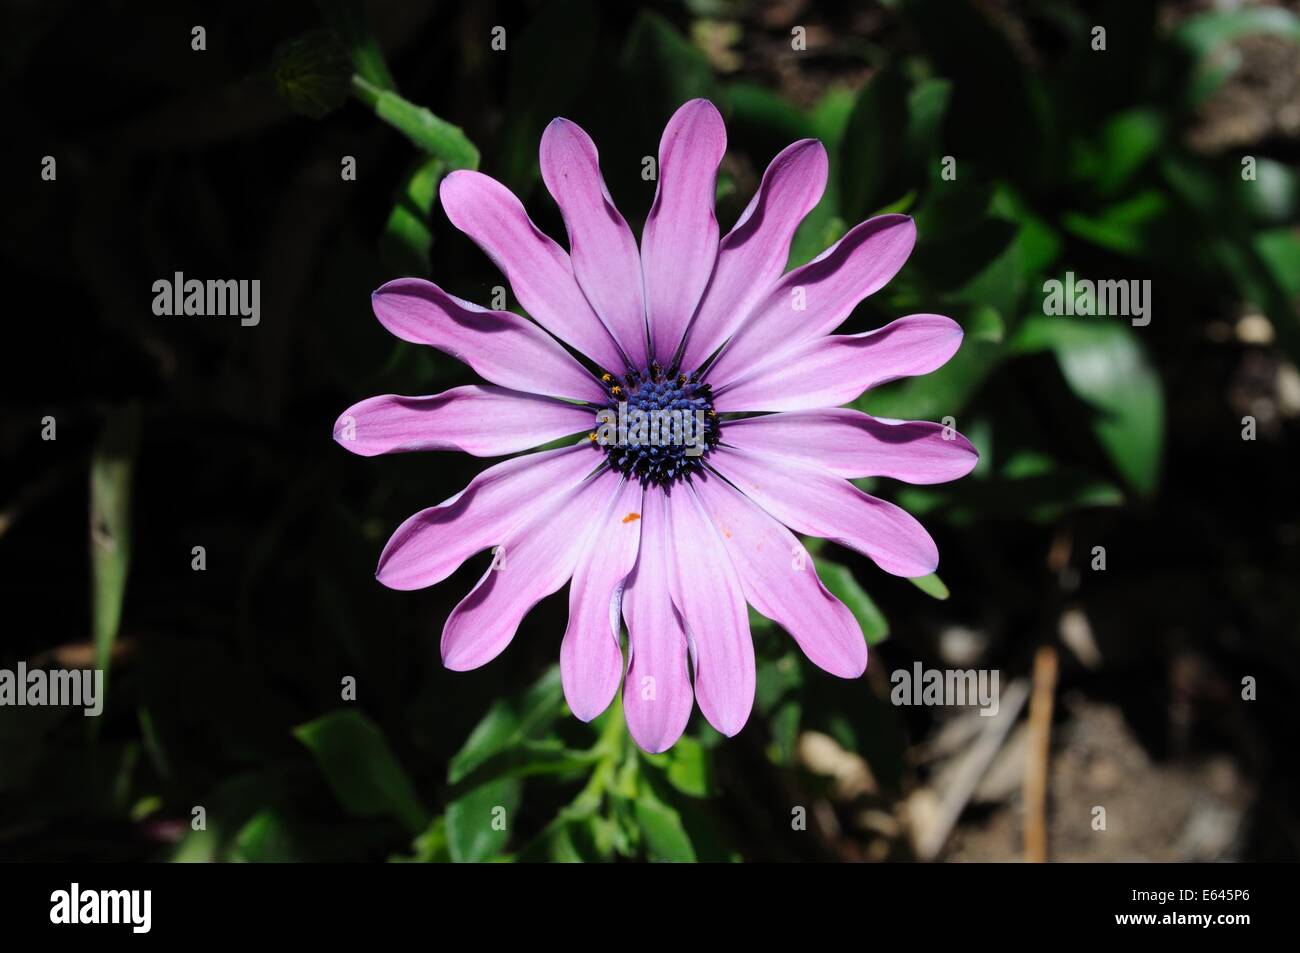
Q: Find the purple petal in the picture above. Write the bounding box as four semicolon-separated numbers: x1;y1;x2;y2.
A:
441;468;623;671
692;471;866;678
679;139;828;372
665;485;754;738
714;314;963;413
640;99;726;367
334;385;593;458
375;443;600;591
622;489;694;753
439;170;625;370
540;119;650;368
708;446;939;578
561;478;644;722
723;408;978;484
707;214;917;388
371;278;607;404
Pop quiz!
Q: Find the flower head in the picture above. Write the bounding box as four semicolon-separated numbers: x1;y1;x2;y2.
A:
335;99;977;752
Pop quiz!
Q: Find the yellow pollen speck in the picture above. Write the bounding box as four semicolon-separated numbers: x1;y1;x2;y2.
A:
622;512;641;523
601;373;613;383
587;432;598;442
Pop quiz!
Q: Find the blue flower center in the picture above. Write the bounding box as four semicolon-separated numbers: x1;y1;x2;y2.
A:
590;363;719;486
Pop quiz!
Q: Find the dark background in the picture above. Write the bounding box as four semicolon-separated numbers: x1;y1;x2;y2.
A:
1;0;1298;862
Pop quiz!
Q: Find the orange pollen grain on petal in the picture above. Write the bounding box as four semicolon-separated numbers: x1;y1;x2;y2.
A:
622;512;641;523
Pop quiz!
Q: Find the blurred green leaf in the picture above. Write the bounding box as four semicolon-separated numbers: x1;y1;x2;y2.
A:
234;809;298;862
899;0;1048;182
635;792;696;862
904;78;952;180
295;710;428;834
380;156;444;276
1070;109;1164;196
398;816;451;863
499;0;599;193
90;404;139;685
1163;155;1300;364
897;463;1124;525
1012;315;1164;497
728;82;815;143
448;666;566;784
1063;190;1172;257
646;736;712;798
622;11;716;113
442;667;568;861
840;64;908;224
447;777;520;863
816;558;889;645
1255;229;1300;298
909;573;950;600
351;75;479;169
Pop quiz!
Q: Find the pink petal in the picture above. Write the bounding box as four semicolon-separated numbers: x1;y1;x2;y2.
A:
439;170;625;371
707;446;939;578
723;408;978;484
375;443;600;591
707;214;917;388
622;489;694;753
540;119;650;368
679;139;828;372
334;385;593;458
371;278;607;404
714;314;963;413
692;472;866;678
640;99;726;367
665;485;754;738
441;468;623;671
560;477;644;722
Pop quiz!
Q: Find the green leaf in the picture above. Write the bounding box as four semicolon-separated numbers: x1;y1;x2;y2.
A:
727;82;815;143
840;64;909;223
622;11;716;112
1162;155;1300;365
895;465;1124;526
443;667;568;862
635;793;696;863
294;710;428;835
498;0;599;193
815;558;889;645
447;778;521;863
904;78;952;177
90;404;139;690
398;816;451;863
646;736;712;798
909;573;950;600
1062;190;1172;257
380;156;444;276
1012;315;1164;497
351;75;479;169
233;809;298;862
1256;229;1300;298
448;666;566;785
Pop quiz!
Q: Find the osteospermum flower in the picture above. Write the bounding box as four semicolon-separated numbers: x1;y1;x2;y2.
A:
335;99;977;752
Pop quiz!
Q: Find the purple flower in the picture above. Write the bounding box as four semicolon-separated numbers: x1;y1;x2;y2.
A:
335;99;976;752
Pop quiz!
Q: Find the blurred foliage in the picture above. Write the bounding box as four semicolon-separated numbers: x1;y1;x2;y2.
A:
2;0;1299;862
